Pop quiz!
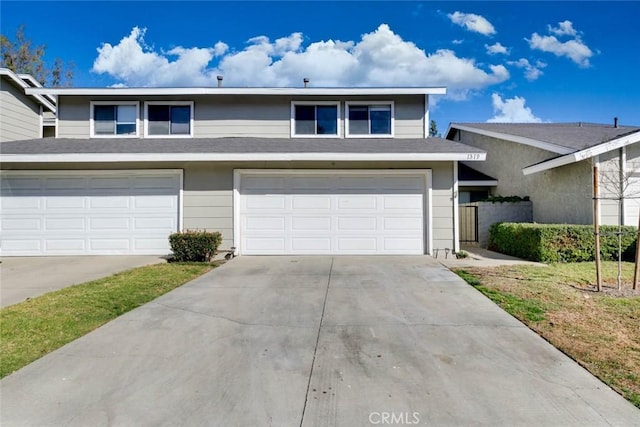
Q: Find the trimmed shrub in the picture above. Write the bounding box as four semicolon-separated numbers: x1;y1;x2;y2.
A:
169;230;223;262
488;222;637;263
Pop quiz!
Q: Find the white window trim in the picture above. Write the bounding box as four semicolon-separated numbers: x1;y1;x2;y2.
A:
290;101;341;138
144;101;194;138
345;101;394;138
90;101;140;138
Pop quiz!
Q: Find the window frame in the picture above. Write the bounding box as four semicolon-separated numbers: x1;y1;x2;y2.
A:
345;101;395;138
144;101;194;138
90;101;140;138
290;101;341;138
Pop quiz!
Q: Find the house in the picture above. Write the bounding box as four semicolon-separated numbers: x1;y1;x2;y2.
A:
0;68;56;141
0;83;486;256
446;122;640;231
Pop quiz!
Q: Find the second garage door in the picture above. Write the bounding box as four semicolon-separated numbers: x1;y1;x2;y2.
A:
237;170;429;255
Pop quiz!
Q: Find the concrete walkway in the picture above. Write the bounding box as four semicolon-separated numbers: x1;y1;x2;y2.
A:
437;246;546;268
0;256;166;308
1;256;638;426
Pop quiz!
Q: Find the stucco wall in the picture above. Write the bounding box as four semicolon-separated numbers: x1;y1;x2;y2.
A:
456;131;593;224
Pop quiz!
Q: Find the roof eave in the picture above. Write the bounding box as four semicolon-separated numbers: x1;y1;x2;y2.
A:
0;151;485;164
25;87;448;97
523;130;640;175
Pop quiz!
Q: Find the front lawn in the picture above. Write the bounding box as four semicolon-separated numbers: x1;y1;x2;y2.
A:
0;262;215;378
455;262;640;408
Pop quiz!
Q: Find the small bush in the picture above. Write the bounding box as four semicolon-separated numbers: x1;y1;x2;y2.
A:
489;222;637;263
169;230;223;262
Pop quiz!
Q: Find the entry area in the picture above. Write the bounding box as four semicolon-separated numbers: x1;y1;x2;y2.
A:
0;170;181;256
235;169;431;255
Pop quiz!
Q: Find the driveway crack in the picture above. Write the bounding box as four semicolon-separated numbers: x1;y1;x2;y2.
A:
299;256;333;427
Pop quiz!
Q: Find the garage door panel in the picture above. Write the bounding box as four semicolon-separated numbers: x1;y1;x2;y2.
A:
2;217;41;231
46;217;85;230
337;217;377;230
383;195;423;209
384;217;423;230
246;195;285;210
337;196;377;210
46;239;86;251
1;171;180;256
292;216;331;231
291;238;331;252
292;195;331;210
89;217;130;231
245;216;285;231
45;197;85;209
239;171;427;255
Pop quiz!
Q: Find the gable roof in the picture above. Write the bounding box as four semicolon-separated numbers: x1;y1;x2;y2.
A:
0;68;56;113
0;137;485;163
447;122;640;175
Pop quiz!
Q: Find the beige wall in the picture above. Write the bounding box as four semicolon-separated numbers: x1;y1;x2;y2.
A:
1;160;455;253
456;130;593;224
0;77;41;141
598;144;640;226
56;94;426;139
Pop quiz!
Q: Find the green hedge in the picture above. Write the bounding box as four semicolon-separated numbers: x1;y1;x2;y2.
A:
488;223;638;263
169;230;223;262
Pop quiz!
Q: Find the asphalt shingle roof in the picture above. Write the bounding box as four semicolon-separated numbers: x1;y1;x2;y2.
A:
0;137;484;155
449;122;640;151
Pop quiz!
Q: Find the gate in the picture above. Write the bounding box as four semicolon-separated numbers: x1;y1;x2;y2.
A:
459;205;478;243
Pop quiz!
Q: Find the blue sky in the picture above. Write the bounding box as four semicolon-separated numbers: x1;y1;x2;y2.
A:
2;1;639;128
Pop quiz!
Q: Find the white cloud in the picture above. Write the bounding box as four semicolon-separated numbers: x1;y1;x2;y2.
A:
508;58;547;81
92;24;509;99
452;39;464;45
448;11;496;36
485;42;509;55
487;93;542;123
548;20;577;36
527;21;593;67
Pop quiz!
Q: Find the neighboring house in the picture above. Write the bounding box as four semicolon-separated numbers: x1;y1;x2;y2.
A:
446;122;640;228
0;68;56;141
0;84;486;256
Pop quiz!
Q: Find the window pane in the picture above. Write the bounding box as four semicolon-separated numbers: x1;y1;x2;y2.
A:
349;106;369;135
170;106;191;134
116;123;136;135
295;105;315;135
316;106;337;135
148;105;170;135
117;105;136;124
370;106;391;134
94;105;115;135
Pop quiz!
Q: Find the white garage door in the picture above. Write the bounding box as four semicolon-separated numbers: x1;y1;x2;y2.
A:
0;170;181;256
237;170;429;255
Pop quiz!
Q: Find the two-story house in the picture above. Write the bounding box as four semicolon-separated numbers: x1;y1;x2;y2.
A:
0;84;485;256
0;68;56;142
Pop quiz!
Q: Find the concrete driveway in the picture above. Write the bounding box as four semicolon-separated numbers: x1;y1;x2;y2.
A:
1;256;638;426
0;256;166;308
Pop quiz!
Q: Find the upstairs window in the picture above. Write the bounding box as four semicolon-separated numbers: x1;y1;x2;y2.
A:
346;102;394;137
291;102;340;137
145;102;194;137
91;102;139;137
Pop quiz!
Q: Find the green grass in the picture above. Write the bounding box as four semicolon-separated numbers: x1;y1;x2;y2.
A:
0;262;213;378
454;262;640;409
